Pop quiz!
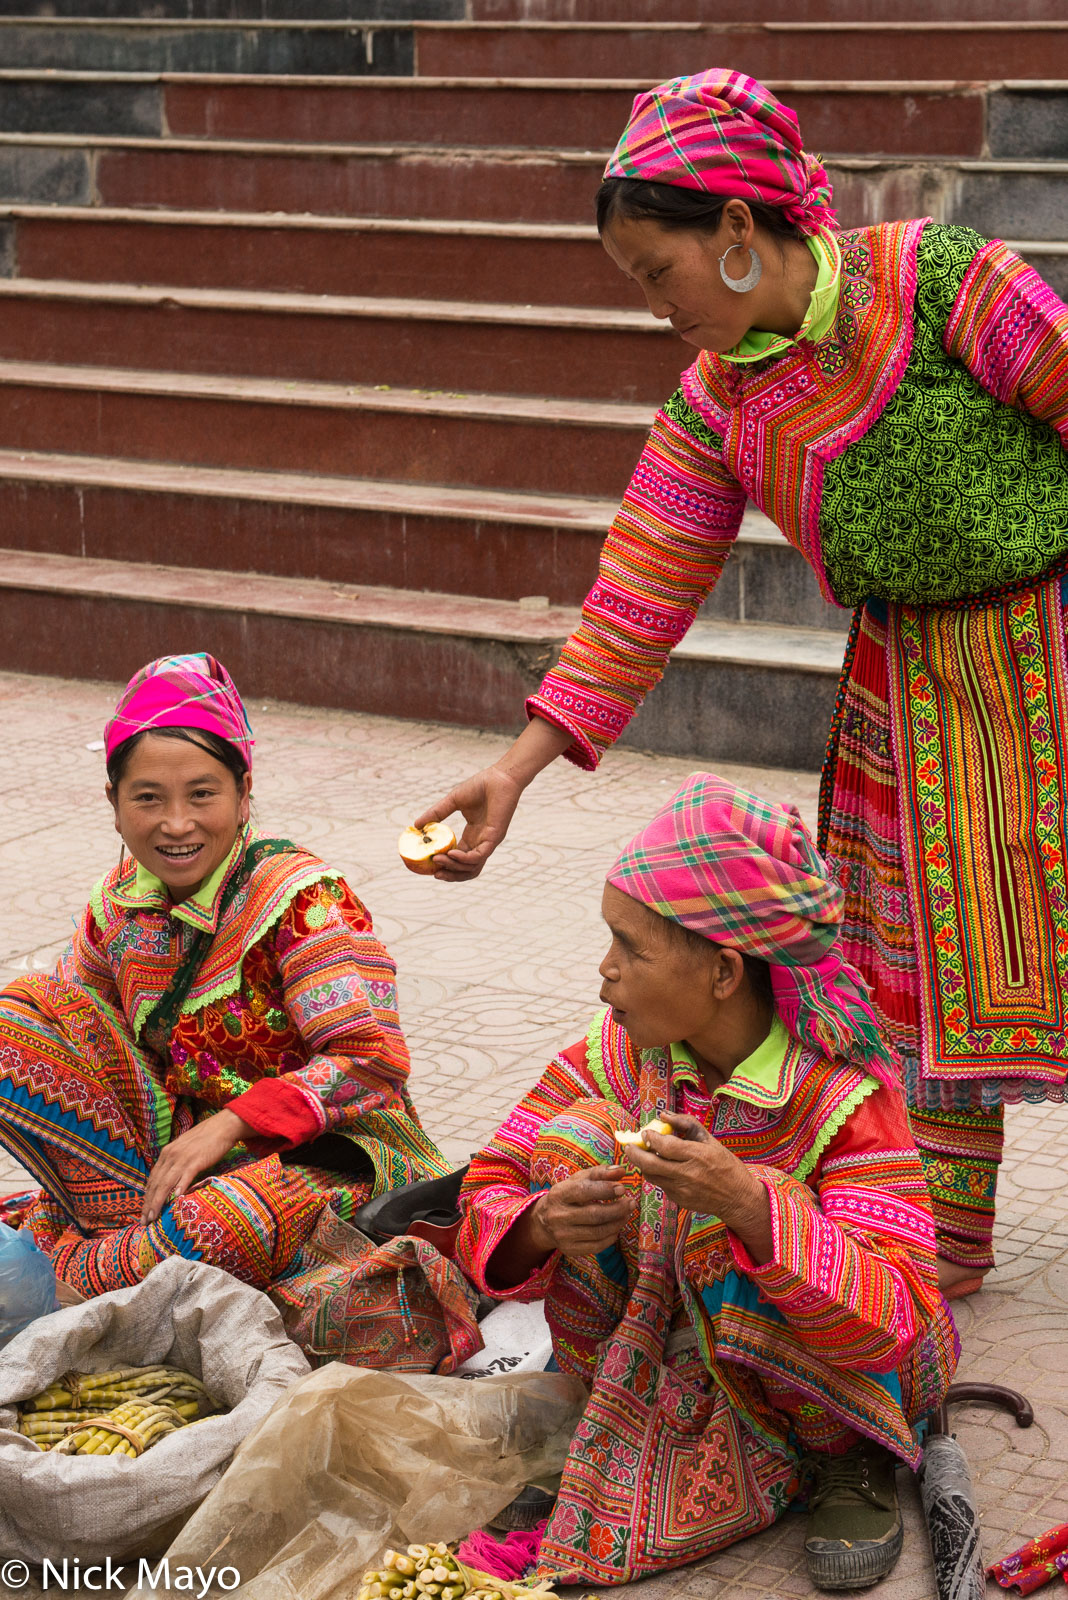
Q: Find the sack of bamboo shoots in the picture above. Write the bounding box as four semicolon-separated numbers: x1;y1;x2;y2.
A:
0;1255;309;1566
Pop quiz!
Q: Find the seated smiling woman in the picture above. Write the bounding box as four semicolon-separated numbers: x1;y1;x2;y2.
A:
0;653;472;1366
455;775;957;1593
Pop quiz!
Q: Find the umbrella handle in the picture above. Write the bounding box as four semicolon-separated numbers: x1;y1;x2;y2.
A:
930;1381;1034;1437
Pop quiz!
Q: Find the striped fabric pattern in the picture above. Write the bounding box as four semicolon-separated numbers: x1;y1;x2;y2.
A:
604;69;836;236
105;651;255;769
608;774;896;1081
529;221;923;766
529;396;745;769
457;1009;954;1585
0;858;448;1307
946;238;1068;443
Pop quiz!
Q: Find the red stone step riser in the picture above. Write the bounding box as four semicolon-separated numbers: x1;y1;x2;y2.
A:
0;477;604;604
473;0;1064;19
163;81;988;159
0;296;685;403
0;585;540;734
0;385;644;498
9;216;633;307
91;147;974;228
413;26;1068;81
94;146;601;224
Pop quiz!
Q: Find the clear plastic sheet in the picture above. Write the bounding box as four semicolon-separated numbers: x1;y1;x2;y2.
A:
165;1364;587;1600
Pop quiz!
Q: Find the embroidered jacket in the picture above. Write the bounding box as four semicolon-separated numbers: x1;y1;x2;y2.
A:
52;828;443;1184
530;221;1068;768
456;1011;957;1468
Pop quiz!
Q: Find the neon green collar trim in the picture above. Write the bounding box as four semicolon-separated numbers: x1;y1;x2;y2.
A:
670;1017;794;1106
721;229;841;365
128;825;249;930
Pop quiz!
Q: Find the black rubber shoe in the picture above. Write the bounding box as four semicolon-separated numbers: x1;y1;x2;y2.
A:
804;1443;904;1591
487;1484;558;1532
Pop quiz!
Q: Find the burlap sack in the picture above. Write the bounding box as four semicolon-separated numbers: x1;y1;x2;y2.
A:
0;1256;309;1565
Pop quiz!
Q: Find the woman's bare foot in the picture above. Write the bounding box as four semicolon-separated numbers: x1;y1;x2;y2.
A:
937;1257;986;1300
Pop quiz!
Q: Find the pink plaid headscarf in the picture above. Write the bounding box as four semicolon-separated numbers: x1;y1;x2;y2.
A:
607;774;896;1083
603;69;836;237
105;653;254;771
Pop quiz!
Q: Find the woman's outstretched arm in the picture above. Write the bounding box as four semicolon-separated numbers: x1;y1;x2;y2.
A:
416;392;746;880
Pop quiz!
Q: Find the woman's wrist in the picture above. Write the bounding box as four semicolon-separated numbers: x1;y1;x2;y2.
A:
215;1107;254;1140
718;1168;774;1266
493;717;573;789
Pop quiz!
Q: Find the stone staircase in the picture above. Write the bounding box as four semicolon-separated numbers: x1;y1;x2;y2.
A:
0;3;1064;768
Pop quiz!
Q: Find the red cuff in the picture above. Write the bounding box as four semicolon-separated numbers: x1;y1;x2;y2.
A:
230;1077;325;1148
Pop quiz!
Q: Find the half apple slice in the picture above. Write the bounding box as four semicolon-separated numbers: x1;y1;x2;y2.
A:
614;1118;673;1156
398;822;457;875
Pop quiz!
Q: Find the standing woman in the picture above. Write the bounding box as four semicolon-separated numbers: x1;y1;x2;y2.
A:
418;70;1068;1297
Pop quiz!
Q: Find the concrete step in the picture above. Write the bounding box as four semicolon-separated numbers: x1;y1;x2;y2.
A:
0;71;1041;161
0;447;847;629
0;544;842;767
0;360;650;497
6;134;1068;238
0;19;414;74
0;278;686;403
0;19;1064;82
0;0;460;12
4;204;1067;304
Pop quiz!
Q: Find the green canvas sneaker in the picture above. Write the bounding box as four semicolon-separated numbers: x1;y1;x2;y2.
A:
804;1442;904;1591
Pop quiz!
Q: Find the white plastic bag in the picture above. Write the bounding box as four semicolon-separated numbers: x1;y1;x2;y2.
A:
454;1300;553;1378
0;1256;309;1565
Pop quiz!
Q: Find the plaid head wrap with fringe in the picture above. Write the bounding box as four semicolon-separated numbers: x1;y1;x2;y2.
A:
607;774;896;1084
105;653;255;771
603;68;837;237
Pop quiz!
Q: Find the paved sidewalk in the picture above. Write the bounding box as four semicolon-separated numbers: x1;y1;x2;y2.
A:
0;670;1065;1599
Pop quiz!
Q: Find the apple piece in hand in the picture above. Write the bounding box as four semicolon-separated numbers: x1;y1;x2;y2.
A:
398;822;457;875
615;1118;673;1157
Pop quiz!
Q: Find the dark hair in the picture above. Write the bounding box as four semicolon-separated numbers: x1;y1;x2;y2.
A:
596;177;804;244
660;912;774;1007
106;726;247;789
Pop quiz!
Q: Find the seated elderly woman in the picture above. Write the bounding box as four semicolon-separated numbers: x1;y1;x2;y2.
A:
455;775;957;1593
0;652;476;1368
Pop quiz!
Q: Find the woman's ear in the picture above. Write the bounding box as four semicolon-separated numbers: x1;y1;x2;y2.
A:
710;945;747;1001
105;781;121;833
239;772;252;824
722;198;754;249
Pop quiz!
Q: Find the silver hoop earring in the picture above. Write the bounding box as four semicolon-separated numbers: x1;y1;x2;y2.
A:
719;242;762;294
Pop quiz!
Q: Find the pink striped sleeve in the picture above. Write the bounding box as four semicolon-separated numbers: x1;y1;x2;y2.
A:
727;1086;943;1372
528;400;746;769
945;239;1068;444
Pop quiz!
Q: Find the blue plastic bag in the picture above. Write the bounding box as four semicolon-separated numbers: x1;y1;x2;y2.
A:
0;1221;58;1348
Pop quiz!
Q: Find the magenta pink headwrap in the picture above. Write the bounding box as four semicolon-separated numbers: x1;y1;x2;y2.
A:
603;68;837;237
608;774;896;1084
105;653;254;771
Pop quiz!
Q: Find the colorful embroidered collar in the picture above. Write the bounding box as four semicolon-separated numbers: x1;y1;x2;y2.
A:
111;826;251;933
721;227;840;365
670;1017;796;1106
